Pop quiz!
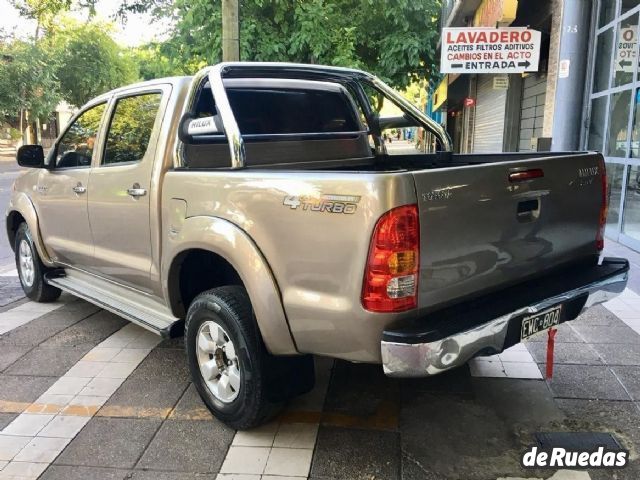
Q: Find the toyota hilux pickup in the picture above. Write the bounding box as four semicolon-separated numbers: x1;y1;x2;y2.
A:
6;62;629;429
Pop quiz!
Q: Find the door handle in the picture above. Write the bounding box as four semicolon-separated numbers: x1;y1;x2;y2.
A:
127;183;147;198
72;183;87;194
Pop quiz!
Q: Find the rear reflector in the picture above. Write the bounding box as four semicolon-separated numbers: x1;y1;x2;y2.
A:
597;157;608;251
362;205;419;312
509;169;544;182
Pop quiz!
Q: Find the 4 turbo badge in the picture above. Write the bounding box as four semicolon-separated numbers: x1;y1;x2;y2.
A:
283;194;361;214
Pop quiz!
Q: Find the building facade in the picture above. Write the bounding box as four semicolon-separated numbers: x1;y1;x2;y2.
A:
432;0;640;251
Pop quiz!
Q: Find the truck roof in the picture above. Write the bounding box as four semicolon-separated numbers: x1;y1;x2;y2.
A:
88;62;375;108
88;76;193;107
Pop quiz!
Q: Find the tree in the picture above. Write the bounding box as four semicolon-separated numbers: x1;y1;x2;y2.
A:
11;0;71;38
126;0;441;89
49;19;139;107
0;39;61;139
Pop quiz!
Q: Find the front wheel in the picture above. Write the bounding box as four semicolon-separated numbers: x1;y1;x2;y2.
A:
185;285;314;429
14;223;61;303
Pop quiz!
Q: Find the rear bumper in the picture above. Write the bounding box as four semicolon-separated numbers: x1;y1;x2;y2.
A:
381;257;629;378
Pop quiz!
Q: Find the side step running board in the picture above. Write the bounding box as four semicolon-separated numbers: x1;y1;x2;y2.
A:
45;271;182;338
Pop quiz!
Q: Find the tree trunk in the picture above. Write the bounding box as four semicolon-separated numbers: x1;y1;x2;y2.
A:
222;0;240;61
19;109;25;145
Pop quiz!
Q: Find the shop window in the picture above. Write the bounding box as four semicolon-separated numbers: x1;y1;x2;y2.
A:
614;14;638;87
588;96;608;152
606;162;625;236
607;90;632;157
599;0;616;27
593;28;615;93
631;89;640;157
621;0;640;15
622;164;640;240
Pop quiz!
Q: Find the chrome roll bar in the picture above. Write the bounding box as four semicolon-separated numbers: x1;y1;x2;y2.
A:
178;62;452;169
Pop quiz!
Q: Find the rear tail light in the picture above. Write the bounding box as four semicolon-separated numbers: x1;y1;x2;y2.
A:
362;204;419;312
596;157;608;251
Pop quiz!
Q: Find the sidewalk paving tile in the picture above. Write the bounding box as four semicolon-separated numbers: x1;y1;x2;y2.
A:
576;305;621;326
40;465;130;480
263;447;313;477
5;346;93;377
310;426;400;480
43;377;90;397
570;324;640;344
0;459;49;477
37;415;90;439
132;472;217;480
610;366;640;400
525;341;603;365
272;422;318;449
0;345;30;372
13;436;70;463
78;377;124;397
546;364;631;400
0;434;31;461
219;446;270;475
100;348;189;414
168;384;214;421
2;413;54;436
41;311;127;348
472;378;565;428
590;343;640;366
136;419;234;473
0;414;17;430
232;422;278;447
324;361;399;417
400;391;514;480
53;417;161;469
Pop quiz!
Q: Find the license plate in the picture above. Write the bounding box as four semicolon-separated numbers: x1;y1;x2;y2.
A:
520;305;562;340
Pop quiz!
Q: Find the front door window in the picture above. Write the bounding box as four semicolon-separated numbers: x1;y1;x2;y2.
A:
55;103;106;168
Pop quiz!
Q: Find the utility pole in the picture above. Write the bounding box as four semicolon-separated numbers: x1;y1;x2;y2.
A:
222;0;240;61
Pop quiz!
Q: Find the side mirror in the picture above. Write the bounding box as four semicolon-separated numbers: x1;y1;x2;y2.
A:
16;145;45;168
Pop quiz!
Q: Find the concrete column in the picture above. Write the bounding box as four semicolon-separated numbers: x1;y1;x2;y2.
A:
551;0;592;151
543;0;563;138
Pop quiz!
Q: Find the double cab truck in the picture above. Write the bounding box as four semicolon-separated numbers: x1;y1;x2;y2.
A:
6;63;629;428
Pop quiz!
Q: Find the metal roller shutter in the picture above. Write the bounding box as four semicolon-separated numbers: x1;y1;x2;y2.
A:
472;75;507;153
518;74;547;152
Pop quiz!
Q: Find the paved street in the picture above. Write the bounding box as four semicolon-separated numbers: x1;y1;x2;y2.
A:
1;160;640;479
0;157;22;267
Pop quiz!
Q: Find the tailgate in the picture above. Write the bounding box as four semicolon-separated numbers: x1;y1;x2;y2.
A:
413;152;603;310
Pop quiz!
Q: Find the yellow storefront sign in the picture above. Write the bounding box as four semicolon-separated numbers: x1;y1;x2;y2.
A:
432;76;448;111
474;0;518;27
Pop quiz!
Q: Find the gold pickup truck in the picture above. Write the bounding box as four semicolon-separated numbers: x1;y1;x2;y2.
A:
5;63;628;428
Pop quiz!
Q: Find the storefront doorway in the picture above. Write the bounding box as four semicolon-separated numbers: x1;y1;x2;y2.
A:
587;0;640;250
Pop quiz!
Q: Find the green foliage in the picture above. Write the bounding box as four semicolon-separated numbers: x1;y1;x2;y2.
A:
104;93;161;164
130;42;200;80
134;0;441;89
49;19;139;107
0;39;61;122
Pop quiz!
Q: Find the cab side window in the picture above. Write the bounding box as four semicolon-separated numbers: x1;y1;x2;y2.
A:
56;103;106;168
103;93;162;165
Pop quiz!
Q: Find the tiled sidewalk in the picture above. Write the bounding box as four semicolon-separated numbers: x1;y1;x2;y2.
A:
0;242;639;479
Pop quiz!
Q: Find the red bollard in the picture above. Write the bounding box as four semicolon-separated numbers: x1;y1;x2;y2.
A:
546;327;557;379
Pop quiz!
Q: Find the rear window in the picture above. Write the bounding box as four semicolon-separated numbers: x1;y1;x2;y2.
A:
195;87;361;135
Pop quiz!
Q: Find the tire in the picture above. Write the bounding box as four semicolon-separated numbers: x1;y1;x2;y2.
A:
185;285;314;429
14;223;61;303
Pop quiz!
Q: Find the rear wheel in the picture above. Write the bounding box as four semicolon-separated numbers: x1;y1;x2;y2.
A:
14;223;61;303
185;285;314;429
